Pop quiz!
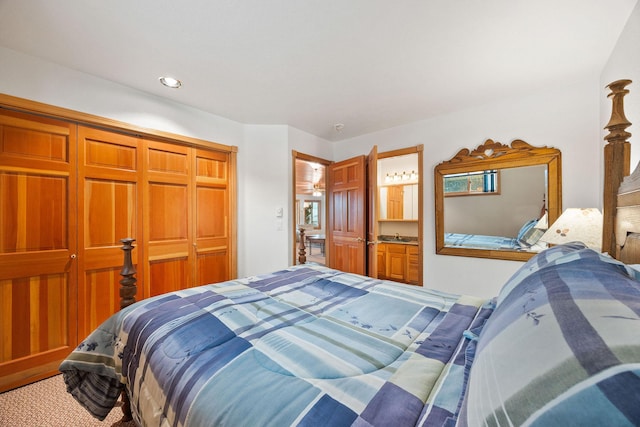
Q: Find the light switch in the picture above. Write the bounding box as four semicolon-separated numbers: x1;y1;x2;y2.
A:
276;207;283;217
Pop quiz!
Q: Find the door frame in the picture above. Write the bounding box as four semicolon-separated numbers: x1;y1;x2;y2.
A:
367;146;379;278
291;151;332;265
377;145;424;286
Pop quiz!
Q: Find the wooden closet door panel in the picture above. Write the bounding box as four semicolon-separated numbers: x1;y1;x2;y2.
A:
194;148;229;286
78;126;142;339
145;141;191;294
0;111;77;391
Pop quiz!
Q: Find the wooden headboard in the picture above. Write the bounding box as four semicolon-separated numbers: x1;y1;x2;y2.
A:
602;79;637;263
616;170;640;263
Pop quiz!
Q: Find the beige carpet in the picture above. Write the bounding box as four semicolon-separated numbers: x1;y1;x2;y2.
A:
0;375;137;427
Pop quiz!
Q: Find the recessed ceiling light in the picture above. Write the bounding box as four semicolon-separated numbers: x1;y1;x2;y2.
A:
159;76;182;89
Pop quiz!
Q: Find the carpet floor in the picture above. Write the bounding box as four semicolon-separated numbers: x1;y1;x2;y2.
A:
0;375;137;426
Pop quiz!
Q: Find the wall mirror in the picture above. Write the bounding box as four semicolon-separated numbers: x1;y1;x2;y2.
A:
434;139;562;261
302;200;321;229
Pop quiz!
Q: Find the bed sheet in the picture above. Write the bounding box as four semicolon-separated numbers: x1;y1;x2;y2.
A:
60;264;491;427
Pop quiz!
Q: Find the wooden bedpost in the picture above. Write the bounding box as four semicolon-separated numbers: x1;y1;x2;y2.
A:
298;227;307;264
119;238;137;309
602;79;632;256
119;237;136;421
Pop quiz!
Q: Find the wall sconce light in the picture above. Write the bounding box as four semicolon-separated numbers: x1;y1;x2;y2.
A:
384;170;419;184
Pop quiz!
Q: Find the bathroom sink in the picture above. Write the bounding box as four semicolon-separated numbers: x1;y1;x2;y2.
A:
378;235;415;243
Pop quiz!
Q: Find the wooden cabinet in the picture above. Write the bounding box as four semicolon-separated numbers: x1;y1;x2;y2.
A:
377;243;419;285
0;98;237;391
406;245;420;285
377;244;386;278
386;244;406;281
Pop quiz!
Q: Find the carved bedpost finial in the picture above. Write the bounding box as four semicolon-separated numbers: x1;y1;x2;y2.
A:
298;227;307;264
118;237;137;421
602;79;632;256
605;79;633;144
119;238;137;309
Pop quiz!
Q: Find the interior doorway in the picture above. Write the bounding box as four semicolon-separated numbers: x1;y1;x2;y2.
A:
376;146;424;286
292;151;331;266
291;146;422;286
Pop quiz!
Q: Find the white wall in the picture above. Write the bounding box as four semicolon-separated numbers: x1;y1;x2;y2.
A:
238;125;291;276
333;78;601;298
0;47;243;146
601;2;640;171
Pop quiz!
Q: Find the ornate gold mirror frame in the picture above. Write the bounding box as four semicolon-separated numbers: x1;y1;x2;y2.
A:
434;139;562;261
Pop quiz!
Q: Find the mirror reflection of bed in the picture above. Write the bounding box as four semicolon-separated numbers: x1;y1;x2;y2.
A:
443;164;548;252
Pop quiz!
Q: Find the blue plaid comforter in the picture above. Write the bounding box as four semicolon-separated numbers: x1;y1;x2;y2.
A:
60;264;491;426
457;243;640;426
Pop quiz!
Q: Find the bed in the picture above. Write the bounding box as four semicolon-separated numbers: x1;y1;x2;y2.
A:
59;80;640;426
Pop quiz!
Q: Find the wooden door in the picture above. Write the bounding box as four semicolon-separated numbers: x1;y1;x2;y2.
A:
367;146;378;278
193;148;231;285
327;156;366;275
144;140;192;296
77;126;143;339
0;110;77;391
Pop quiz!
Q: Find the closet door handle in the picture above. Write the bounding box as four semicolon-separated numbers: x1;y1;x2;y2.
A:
70;254;77;259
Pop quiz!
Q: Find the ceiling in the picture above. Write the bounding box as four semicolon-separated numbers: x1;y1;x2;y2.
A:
0;1;636;141
296;159;326;195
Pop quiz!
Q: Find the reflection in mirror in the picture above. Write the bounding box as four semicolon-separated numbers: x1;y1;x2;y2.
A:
379;184;419;220
302;200;321;229
435;139;561;261
444;170;500;195
444;165;546;243
378;154;419;221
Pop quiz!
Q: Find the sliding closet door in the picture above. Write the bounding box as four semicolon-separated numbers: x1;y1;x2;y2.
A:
0;110;77;391
193;148;232;285
144;140;192;296
77;126;144;339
